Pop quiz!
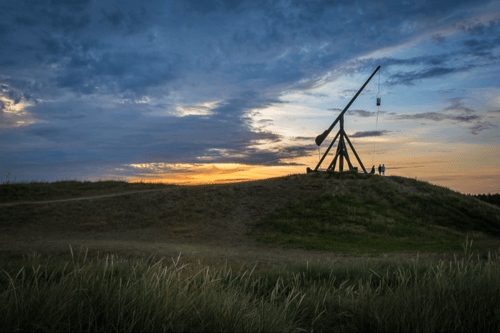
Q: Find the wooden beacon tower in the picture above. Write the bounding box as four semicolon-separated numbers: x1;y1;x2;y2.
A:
307;66;380;174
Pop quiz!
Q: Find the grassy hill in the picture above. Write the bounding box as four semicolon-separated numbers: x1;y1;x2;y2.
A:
0;179;173;203
1;171;499;256
248;172;500;255
1;172;500;332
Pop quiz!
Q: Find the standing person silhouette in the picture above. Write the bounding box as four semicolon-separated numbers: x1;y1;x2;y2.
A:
378;164;382;175
382;164;385;176
370;165;375;174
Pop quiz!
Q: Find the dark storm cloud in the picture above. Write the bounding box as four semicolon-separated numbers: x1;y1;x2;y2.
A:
329;108;378;118
257;119;273;124
1;0;493;97
0;76;54;107
337;88;376;99
350;130;390;138
458;16;500;36
0;0;498;181
386;66;473;86
355;19;500;86
395;112;480;123
442;97;476;114
99;4;157;35
14;16;39;27
393;99;496;135
29;127;68;141
2;94;300;171
389;165;425;170
21;0;93;33
461;35;500;58
302;92;328;97
196;145;312;166
468;122;499;135
56;50;182;95
453;115;480;122
431;34;446;44
292;136;316;141
394;97;480;123
0;24;9;36
396;45;497;85
347;110;377;118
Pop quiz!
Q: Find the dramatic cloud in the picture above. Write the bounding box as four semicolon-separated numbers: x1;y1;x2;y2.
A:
0;0;499;186
346;110;377;118
350;130;390;138
386;66;474;86
395;112;480;123
468;121;499;135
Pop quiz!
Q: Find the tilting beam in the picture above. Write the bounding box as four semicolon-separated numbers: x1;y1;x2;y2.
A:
309;66;380;173
315;66;380;147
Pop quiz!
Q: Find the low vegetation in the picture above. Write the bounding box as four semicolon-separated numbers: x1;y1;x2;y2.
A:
1;241;499;332
0;178;174;204
1;171;500;331
1;171;499;254
248;172;500;255
470;193;500;208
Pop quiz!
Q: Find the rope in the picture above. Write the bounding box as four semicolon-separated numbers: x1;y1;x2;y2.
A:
371;69;381;166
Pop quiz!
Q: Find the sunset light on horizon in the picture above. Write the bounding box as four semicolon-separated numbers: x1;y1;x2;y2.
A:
1;0;499;194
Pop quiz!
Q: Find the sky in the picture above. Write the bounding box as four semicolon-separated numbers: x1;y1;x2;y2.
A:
1;0;499;195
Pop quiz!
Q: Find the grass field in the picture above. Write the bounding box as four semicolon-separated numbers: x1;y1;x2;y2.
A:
249;173;500;255
0;178;174;203
1;171;499;254
1;241;499;332
1;171;500;331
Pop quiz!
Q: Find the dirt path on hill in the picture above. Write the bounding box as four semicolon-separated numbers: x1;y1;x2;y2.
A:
0;189;170;207
1;175;493;269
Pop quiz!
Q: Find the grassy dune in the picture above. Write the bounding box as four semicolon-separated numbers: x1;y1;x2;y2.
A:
0;179;174;204
1;172;500;331
249;172;500;255
1;171;499;253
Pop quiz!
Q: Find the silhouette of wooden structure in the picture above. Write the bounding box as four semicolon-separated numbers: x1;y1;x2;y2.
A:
307;66;380;174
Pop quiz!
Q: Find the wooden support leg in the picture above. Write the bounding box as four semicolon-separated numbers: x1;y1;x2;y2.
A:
342;131;367;173
339;138;344;172
341;136;354;171
328;142;342;171
314;131;341;171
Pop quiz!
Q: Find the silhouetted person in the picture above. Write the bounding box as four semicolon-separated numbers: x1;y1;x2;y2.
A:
382;164;385;176
378;164;382;175
370;165;375;174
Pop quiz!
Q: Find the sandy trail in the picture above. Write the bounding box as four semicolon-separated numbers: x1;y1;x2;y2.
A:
0;189;171;207
1;176;492;268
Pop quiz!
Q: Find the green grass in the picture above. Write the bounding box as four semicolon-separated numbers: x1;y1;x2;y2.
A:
471;193;500;207
1;171;499;255
0;184;240;234
0;179;175;204
248;173;500;255
1;241;500;332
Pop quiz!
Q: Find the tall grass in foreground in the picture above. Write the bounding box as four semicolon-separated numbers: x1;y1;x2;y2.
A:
1;239;500;332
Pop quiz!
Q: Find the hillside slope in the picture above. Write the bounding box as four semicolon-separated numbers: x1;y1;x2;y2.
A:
1;172;499;261
249;172;500;254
